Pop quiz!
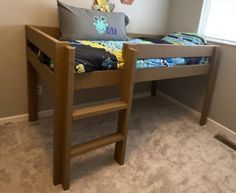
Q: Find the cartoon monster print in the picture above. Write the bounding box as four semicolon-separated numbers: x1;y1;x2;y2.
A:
101;57;113;69
94;16;108;34
75;64;85;73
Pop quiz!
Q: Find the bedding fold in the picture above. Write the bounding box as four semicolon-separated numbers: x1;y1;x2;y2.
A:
30;32;207;73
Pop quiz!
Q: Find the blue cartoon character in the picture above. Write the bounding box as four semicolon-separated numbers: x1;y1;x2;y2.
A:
94;16;108;34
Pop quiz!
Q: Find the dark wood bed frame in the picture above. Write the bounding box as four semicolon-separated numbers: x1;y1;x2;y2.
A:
25;25;219;190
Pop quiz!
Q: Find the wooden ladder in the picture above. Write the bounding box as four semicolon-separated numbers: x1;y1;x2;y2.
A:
49;44;137;190
71;101;128;158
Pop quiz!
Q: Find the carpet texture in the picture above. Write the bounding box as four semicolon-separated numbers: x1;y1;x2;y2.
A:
0;97;235;193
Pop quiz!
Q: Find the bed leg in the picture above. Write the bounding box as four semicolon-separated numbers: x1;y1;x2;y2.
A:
53;94;72;190
60;91;73;191
53;95;63;186
53;45;75;190
151;81;158;97
115;44;136;165
200;47;219;125
27;60;38;121
114;110;129;165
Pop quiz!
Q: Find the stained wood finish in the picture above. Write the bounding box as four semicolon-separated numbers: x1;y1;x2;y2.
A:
74;70;122;90
36;26;60;39
71;133;124;158
29;26;163;39
52;43;64;186
27;59;38;121
135;64;210;83
129;44;214;58
200;46;220;125
52;42;74;190
26;26;59;59
72;101;128;120
114;45;137;165
151;81;158;97
25;25;220;190
128;33;164;39
61;46;76;190
74;64;210;90
27;48;54;89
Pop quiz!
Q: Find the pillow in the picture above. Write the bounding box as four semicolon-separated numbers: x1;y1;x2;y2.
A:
57;1;128;41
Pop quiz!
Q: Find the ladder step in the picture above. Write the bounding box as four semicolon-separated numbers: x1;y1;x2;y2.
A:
71;133;124;158
72;101;128;120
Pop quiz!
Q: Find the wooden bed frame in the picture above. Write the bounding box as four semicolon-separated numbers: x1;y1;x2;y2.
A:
25;25;219;190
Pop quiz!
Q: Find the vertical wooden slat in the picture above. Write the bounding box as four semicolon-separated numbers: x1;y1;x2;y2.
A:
27;59;38;121
61;46;75;190
151;81;158;96
114;44;136;164
52;42;69;186
200;46;220;125
26;37;38;122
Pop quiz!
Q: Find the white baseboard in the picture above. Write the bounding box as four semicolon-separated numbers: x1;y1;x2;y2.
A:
159;92;236;142
0;109;53;125
0;113;28;125
1;91;235;143
0;92;151;125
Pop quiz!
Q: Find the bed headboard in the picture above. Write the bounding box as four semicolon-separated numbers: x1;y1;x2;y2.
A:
32;26;164;40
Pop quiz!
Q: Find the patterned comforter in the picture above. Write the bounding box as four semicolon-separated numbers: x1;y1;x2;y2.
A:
34;32;207;73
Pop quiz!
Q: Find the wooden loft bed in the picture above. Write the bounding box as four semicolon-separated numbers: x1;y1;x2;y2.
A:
25;25;219;190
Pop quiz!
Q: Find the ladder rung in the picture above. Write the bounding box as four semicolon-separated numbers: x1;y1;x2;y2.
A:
72;101;128;120
71;133;124;158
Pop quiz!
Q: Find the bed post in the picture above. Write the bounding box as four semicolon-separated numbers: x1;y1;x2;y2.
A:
114;44;136;164
200;46;219;125
151;80;158;96
61;46;75;190
53;43;75;190
26;42;38;121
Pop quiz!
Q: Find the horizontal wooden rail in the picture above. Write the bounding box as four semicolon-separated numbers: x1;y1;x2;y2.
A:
27;47;54;89
135;63;210;82
25;25;69;60
74;64;210;89
71;133;124;158
128;44;216;59
72;101;128;120
74;70;122;90
26;26;59;59
27;26;163;39
35;26;61;39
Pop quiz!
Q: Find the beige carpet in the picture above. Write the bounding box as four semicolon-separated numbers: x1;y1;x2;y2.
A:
0;97;235;193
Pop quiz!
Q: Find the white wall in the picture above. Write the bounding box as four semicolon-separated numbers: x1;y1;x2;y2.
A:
0;0;170;118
